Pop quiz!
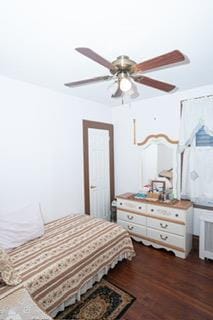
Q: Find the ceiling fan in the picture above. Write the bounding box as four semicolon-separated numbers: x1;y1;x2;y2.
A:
65;48;186;99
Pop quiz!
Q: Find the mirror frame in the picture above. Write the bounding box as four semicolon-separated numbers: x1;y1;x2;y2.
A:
138;134;180;199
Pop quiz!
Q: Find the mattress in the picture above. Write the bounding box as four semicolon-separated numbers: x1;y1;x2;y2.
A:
0;215;135;316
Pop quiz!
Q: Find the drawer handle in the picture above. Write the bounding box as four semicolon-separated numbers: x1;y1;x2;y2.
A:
175;213;179;217
120;203;123;206
127;215;134;220
151;209;154;212
160;223;168;229
160;234;168;241
128;225;134;230
138;206;142;210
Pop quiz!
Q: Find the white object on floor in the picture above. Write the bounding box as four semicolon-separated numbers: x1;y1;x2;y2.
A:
199;214;213;260
0;203;44;250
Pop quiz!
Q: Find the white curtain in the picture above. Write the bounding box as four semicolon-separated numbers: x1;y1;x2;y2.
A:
181;96;213;204
182;146;213;204
180;96;213;149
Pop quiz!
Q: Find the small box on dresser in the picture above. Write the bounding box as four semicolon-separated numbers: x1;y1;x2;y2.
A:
117;194;193;259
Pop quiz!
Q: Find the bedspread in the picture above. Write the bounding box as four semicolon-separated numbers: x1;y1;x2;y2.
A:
0;215;135;314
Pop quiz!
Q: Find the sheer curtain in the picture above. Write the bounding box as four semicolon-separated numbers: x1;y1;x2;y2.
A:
180;96;213;148
181;96;213;205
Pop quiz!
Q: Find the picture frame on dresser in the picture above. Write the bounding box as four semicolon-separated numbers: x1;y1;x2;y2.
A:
151;180;166;193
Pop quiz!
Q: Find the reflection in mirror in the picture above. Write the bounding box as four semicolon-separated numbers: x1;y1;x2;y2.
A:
157;144;173;190
142;144;173;191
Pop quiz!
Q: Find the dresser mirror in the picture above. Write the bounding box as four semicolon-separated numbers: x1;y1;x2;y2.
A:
138;134;180;199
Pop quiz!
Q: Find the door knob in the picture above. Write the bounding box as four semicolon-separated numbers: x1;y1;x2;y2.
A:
90;185;96;189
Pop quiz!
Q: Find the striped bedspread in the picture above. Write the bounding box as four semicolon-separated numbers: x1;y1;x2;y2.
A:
0;215;135;314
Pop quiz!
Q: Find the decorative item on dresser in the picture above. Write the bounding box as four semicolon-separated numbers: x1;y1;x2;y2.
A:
117;193;193;259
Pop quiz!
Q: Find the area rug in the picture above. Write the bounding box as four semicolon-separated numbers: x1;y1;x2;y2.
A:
55;279;135;320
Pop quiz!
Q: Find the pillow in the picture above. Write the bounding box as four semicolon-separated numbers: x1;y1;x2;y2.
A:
0;203;44;250
0;247;22;285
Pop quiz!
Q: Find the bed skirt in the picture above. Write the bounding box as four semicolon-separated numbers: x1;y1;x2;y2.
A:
51;251;133;318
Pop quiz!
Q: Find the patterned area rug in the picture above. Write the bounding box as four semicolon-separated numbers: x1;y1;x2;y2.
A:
55;279;135;320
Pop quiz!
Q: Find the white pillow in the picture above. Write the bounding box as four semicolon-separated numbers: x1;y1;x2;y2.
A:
0;203;44;250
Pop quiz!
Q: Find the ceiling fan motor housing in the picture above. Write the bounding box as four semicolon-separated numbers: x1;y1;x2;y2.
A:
110;55;136;75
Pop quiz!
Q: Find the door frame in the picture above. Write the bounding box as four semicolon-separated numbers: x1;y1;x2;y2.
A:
83;120;115;215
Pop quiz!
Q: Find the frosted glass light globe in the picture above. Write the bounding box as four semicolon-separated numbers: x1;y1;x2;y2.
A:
120;77;132;92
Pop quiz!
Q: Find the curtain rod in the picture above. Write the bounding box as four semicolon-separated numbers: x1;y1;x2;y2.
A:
181;93;213;103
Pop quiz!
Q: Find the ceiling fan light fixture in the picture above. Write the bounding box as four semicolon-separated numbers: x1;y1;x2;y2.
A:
120;76;132;92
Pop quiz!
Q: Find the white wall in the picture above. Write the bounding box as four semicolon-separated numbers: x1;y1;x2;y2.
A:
0;76;112;222
112;84;213;234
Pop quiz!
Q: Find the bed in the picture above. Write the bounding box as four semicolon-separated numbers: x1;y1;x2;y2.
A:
0;214;135;317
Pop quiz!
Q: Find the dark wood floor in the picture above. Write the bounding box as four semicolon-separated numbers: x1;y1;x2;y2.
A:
106;241;213;320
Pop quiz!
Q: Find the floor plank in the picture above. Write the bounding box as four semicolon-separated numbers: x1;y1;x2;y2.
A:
106;241;213;320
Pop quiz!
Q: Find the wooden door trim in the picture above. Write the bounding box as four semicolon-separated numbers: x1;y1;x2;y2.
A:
83;120;115;215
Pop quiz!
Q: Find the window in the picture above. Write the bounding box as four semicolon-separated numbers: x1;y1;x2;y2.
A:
196;126;213;147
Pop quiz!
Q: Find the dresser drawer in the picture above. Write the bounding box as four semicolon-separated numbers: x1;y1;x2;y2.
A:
118;219;147;237
147;217;185;236
147;204;185;223
147;227;185;250
117;210;146;225
117;199;146;214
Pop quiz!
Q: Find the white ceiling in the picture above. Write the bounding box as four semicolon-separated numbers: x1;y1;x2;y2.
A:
0;0;213;106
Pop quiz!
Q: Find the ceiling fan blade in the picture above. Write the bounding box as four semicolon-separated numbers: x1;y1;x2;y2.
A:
65;75;112;88
133;76;176;92
134;50;185;73
111;84;123;98
75;47;115;71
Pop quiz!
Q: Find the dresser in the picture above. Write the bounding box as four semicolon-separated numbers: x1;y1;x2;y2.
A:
117;194;193;259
